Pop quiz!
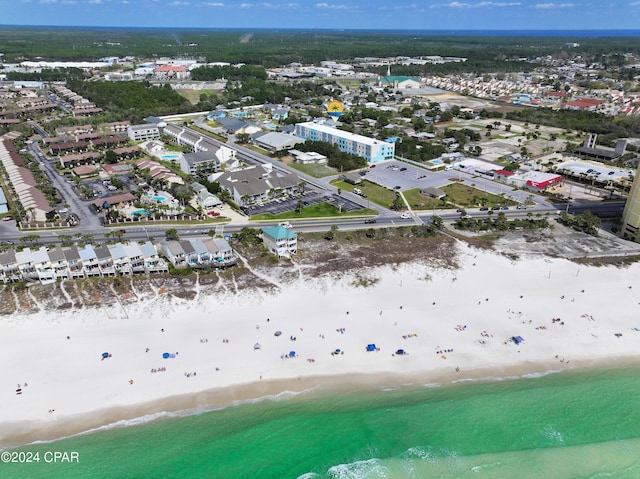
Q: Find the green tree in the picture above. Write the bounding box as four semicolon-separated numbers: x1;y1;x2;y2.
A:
165;228;179;241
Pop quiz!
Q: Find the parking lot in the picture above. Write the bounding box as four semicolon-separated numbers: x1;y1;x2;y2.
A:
555;159;633;183
364;159;458;192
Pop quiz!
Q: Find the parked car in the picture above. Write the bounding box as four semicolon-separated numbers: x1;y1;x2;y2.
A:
279;222;293;229
516;205;528;210
399;167;407;171
479;207;489;211
118;229;126;234
2;215;13;221
491;206;501;210
501;206;509;210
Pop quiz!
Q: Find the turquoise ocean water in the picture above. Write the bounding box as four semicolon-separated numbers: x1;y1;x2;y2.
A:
4;365;640;479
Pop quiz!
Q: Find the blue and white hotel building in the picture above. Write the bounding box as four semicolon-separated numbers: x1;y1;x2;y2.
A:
294;122;395;163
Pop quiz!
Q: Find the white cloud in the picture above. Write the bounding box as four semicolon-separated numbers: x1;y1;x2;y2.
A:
39;0;58;4
631;1;640;5
87;0;103;4
315;2;350;9
202;1;224;5
169;0;190;4
240;2;251;7
534;2;575;8
430;1;520;7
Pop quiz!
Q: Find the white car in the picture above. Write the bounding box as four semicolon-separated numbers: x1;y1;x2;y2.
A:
400;213;411;219
279;222;293;229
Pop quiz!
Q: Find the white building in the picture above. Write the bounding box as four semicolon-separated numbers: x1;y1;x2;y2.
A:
128;124;161;142
294;122;395;163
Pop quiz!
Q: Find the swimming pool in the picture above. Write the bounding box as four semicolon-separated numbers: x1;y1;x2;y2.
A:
429;159;442;165
130;209;149;217
144;193;166;202
161;154;180;160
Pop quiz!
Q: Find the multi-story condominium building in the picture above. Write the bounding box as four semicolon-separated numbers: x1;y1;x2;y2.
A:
128;123;161;142
162;124;236;167
214;165;301;207
622;165;640;242
294;122;395;163
179;152;222;176
261;225;297;258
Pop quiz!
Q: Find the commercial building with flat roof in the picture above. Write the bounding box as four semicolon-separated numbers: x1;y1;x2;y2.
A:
294;122;395;163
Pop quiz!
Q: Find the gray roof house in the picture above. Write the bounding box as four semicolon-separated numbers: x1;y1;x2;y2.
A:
215;165;301;206
179;151;222;176
192;182;222;209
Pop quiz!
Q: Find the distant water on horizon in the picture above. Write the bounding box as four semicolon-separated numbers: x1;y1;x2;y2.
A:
1;25;640;38
4;364;640;479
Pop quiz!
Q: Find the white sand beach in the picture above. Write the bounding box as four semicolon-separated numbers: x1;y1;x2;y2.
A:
1;242;639;448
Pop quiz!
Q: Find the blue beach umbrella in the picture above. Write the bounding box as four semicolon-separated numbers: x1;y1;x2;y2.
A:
162;352;170;359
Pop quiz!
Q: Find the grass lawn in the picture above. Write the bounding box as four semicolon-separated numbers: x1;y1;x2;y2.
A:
403;188;451;210
330;179;398;208
177;90;219;105
289;162;339;178
190;125;227;143
251;202;377;220
441;182;518;208
244;144;270;155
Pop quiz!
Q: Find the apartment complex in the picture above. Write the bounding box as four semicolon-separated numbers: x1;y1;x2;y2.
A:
0;241;167;283
128;123;161;142
294;122;395;163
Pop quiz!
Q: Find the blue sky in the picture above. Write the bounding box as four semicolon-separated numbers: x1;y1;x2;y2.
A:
2;0;640;30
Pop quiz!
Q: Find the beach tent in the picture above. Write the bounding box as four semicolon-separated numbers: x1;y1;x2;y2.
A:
102;352;109;359
289;351;296;358
162;352;170;359
512;336;524;345
254;343;262;350
366;344;377;352
395;349;405;355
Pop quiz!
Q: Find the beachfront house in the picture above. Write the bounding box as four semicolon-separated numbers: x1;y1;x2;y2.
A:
48;247;70;280
139;241;168;273
203;238;236;266
158;242;186;268
261;225;298;258
122;243;145;274
0;250;20;283
78;245;101;277
179;240;198;267
64;246;86;279
94;245;116;276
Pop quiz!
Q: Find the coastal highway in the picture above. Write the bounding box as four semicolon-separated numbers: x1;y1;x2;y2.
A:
0;203;607;248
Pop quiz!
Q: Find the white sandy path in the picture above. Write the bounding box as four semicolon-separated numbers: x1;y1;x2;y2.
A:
1;242;639;447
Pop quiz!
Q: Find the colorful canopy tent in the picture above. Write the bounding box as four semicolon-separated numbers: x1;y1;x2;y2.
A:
512;336;525;345
366;344;377;352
